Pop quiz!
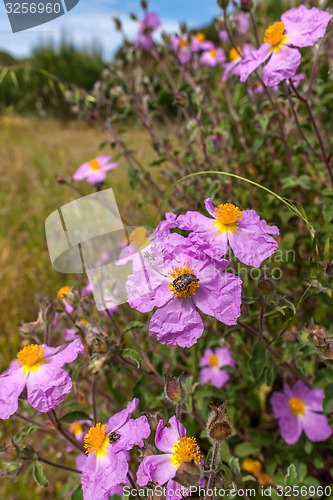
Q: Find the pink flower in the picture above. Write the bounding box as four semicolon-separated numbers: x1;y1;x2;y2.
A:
73;155;118;185
170;35;192;64
176;198;279;267
0;339;84;419
222;44;253;82
200;47;226;67
135;12;161;48
126;232;242;348
240;5;332;87
137;416;203;500
200;347;235;388
81;398;150;500
271;381;332;445
191;32;214;52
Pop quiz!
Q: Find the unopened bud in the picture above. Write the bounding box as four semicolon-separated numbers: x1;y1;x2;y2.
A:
113;16;122;31
141;0;148;9
129;12;138;21
217;0;229;9
174;460;203;488
206;401;232;442
179;22;187;34
257;271;276;296
240;0;253;12
55;175;66;184
0;443;19;462
164;375;184;404
142;412;164;431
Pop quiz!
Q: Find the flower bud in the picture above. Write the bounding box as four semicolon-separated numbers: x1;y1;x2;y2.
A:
217;0;229;9
206;401;232;442
240;0;253;12
179;22;187;34
174;460;203;488
55;175;66;184
113;16;122;31
164;375;185;404
141;0;148;9
129;13;138;21
257;271;276;296
142;412;164;431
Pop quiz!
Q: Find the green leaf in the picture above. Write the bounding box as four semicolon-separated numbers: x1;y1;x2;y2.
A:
60;411;92;424
122;349;142;368
234;442;260;458
14;424;37;443
229;456;240;474
284;463;297;486
71;485;84;500
248;341;267;381
123;321;145;333
324;383;333;414
33;462;48;487
72;362;85;382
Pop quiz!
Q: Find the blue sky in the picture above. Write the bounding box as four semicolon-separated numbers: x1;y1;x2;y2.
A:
0;0;220;59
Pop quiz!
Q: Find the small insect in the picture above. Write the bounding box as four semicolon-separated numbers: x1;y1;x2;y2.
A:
108;431;121;444
172;273;199;292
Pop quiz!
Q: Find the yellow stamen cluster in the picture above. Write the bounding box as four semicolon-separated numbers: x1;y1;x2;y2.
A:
84;423;109;457
89;158;101;171
57;286;72;301
214;203;242;234
288;397;305;416
195;32;206;43
171;436;201;466
208;354;219;368
179;37;187;49
229;47;241;62
241;458;272;486
264;22;288;52
17;344;46;373
209;48;217;59
129;227;149;247
169;265;200;299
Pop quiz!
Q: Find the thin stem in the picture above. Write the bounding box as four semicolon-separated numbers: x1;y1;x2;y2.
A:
38;456;81;474
127;473;143;498
205;441;221;499
249;10;260;48
14;412;46;428
47;411;85;453
176;402;183;421
92;374;98;425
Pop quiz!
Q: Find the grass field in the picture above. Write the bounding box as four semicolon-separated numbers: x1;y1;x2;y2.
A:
0;115;161;497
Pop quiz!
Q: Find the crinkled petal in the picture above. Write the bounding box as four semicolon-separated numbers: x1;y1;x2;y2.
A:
113;416;150;451
72;162;91;180
44;339;84;367
0;368;26;419
215;347;235;367
300;411;332;442
278;414;302;445
262;45;301;87
200;367;230;389
240;210;279;235
194;273;242;325
199;348;214;367
86;170;107;185
127;269;170;313
107;398;139;432
239;43;271;82
281;5;332;48
155;416;186;452
81;450;128;500
26;365;72;412
204;198;216;217
271;392;291;419
166;479;186;500
137;454;177;487
149;297;204;348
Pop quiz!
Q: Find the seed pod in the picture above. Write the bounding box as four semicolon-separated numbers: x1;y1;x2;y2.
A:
164;375;185;403
240;0;253;11
217;0;229;9
206;401;232;442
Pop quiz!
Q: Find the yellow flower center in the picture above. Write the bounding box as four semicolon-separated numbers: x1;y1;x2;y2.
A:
57;286;72;301
169;265;200;299
129;227;149;248
84;423;109;457
196;32;206;42
17;345;46;373
79;319;88;325
214;203;242;234
208;354;219;368
264;22;288;52
179;37;187;49
229;47;241;62
171;436;201;466
209;48;217;59
89;158;100;171
70;421;83;437
288;397;305;416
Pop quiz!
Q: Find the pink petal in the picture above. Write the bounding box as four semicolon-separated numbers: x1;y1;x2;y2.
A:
44;339;84;367
155;416;186;452
279;414;303;445
300;411;332;442
239;43;271;82
262;45;301;87
26;366;72;412
149;297;204;348
281;5;332;48
112;416;151;451
72;162;91;181
137;454;177;487
127;269;170;313
0;369;26;419
271;392;291;419
199;348;214;367
107;398;139;432
215;348;235;367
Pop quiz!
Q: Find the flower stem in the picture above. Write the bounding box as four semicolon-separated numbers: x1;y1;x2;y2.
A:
92;374;98;425
205;441;221;499
38;455;81;474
